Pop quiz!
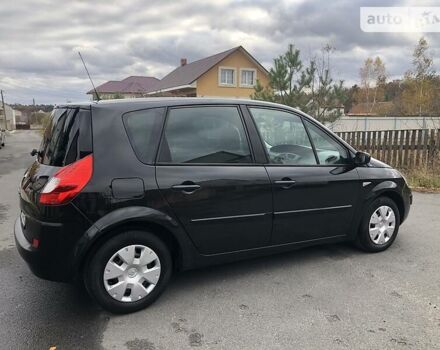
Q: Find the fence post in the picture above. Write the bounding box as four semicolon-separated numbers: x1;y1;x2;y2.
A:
398;130;404;167
404;130;410;169
409;129;417;168
415;129;423;166
387;130;393;165
433;129;440;169
392;131;399;167
383;130;389;163
427;129;436;167
422;129;429;167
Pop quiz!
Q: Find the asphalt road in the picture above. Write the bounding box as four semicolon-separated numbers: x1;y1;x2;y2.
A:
0;130;439;350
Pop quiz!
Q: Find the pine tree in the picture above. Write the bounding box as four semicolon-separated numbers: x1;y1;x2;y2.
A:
252;44;346;123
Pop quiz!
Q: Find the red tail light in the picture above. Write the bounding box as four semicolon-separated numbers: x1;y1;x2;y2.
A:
40;154;93;205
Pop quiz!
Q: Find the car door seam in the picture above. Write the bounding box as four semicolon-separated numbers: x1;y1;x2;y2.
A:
191;212;270;223
274;204;353;215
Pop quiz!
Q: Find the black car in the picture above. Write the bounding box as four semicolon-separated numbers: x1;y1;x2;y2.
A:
15;98;412;313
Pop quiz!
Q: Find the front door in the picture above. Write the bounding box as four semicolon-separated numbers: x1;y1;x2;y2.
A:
156;105;272;254
248;107;360;244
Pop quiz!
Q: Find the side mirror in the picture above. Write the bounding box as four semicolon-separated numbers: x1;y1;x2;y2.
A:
354;151;371;166
30;149;39;157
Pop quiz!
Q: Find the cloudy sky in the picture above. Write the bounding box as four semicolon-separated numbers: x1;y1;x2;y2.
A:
1;0;439;104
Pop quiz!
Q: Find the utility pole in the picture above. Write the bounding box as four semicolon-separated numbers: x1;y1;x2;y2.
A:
33;98;36;125
1;90;6;130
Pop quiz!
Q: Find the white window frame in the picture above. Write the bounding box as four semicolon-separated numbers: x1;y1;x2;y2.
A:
239;68;257;87
218;66;237;87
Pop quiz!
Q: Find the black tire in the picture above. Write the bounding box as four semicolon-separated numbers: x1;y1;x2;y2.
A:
84;230;172;314
356;196;400;252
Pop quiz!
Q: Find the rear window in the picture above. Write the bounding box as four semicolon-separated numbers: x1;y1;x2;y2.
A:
122;108;165;164
38;108;92;166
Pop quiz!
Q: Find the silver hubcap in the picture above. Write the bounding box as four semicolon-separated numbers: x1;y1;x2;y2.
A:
369;205;396;245
103;245;161;303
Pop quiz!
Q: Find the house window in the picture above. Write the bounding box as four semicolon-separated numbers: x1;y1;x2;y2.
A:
240;69;256;87
219;67;236;86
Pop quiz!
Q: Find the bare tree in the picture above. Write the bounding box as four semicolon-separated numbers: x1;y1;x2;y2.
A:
359;57;386;113
412;37;435;117
371;57;386;112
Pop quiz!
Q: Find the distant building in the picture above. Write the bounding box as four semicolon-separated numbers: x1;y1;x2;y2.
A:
0;104;17;130
88;46;269;100
14;110;31;130
87;76;160;100
317;105;346;117
147;46;269;98
347;102;394;116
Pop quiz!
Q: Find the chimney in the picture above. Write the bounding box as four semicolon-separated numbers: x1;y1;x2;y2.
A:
180;58;187;66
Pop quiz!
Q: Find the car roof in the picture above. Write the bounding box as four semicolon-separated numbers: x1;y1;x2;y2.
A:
56;97;297;111
55;97;356;153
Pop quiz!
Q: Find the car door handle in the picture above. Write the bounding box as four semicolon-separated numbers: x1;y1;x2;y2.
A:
171;182;201;193
274;178;296;189
274;180;296;185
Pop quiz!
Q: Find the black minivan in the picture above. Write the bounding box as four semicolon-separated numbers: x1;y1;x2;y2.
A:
15;98;412;313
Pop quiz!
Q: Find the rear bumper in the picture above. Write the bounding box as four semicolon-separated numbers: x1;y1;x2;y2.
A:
14;217;72;282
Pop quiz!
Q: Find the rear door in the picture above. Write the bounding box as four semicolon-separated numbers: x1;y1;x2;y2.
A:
155;105;272;255
247;106;360;244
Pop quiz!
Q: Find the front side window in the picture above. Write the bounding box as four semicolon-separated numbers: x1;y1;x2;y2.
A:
249;107;317;165
219;67;235;86
240;69;256;86
159;106;252;164
303;119;350;165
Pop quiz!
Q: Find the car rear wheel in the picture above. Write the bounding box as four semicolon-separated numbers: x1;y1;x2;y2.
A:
84;230;172;314
357;196;400;252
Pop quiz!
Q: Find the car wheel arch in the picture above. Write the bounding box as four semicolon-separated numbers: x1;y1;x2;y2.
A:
73;206;195;278
80;221;182;274
376;191;405;223
365;183;405;225
355;181;404;234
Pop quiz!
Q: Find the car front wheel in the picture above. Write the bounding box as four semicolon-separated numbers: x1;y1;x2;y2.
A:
357;196;401;252
84;230;172;314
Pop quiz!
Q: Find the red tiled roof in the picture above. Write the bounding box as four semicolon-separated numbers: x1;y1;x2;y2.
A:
88;76;159;94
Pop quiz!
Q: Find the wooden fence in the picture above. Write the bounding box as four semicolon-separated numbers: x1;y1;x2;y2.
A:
335;129;440;169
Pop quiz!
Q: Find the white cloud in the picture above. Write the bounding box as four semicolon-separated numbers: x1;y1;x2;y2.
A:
0;0;438;104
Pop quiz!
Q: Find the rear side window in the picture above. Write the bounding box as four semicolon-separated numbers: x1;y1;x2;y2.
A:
38;108;92;166
158;106;252;164
123;108;165;164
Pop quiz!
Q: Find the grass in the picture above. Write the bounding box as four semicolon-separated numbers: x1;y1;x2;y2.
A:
400;167;440;192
